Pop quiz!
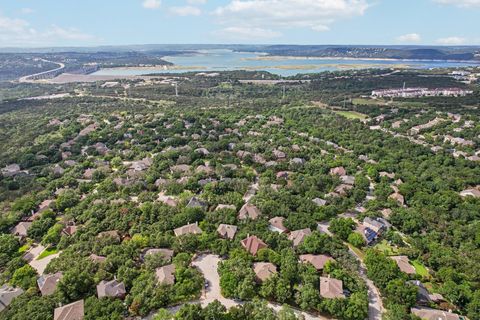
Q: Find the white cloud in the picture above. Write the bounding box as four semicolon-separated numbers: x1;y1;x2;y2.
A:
433;0;480;7
187;0;207;4
212;0;370;40
213;26;281;41
169;6;202;16
396;33;421;43
0;14;98;47
142;0;161;9
436;36;467;45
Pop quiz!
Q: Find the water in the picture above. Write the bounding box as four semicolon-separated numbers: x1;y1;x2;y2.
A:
93;49;479;77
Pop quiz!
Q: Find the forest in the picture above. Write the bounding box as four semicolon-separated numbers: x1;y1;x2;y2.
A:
0;67;478;320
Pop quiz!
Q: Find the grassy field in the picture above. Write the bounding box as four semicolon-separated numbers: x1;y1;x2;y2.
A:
37;247;59;260
334;110;368;120
352;98;388;106
412;260;430;278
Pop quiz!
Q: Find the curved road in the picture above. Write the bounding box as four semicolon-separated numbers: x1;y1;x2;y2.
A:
159;254;333;320
19;59;65;83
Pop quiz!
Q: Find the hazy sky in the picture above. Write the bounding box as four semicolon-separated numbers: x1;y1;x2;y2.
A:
0;0;479;47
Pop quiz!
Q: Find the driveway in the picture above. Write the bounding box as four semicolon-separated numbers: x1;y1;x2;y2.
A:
27;245;60;275
317;220;384;320
348;248;384;320
191;254;333;320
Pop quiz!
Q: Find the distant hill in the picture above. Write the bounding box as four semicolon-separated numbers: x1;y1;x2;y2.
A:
1;44;479;62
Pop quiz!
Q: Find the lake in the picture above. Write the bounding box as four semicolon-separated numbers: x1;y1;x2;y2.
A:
93;49;479;77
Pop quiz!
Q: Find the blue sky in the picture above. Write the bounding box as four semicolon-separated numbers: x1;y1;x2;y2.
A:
0;0;479;47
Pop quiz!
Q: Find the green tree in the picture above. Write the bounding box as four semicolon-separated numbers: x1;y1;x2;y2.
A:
10;264;37;290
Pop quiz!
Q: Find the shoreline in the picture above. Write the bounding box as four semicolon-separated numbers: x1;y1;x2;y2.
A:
242;55;480;64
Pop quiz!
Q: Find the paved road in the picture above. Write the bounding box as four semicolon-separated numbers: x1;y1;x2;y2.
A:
348;247;384;320
318;221;384;320
158;254;333;320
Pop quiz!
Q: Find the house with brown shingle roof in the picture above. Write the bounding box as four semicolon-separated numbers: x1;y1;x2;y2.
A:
411;307;468;320
217;224;238;240
288;228;312;247
253;262;277;282
238;203;261;220
215;204;236;211
320;277;345;299
268;217;288;233
460;188;480;198
174;222;202;237
62;225;78;237
391;256;416;275
389;192;405;206
300;254;334;271
0;286;23;312
330;167;347;176
89;254;107;264
97;230;120;241
54;300;84;320
241;235;267;256
97;279;126;299
156;264;176;286
37;272;62;296
11;222;32;238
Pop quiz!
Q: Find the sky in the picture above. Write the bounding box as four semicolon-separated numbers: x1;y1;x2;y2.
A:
0;0;479;47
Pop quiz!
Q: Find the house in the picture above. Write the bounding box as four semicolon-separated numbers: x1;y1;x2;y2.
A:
37;272;63;296
340;175;355;185
391;256;416;275
97;279;126;299
389;192;405;206
143;248;174;262
89;254;107;264
411;307;468;320
363;217;387;234
97;230;121;241
54;300;84;320
195;148;210;156
288;228;312;247
330;167;346;176
408;280;445;306
1;164;21;177
187;197;208;210
238;203;261;220
335;184;354;196
62;225;78;237
380;172;395;179
300;254;334;271
0;286;23;312
268;217;288;233
170;164;191;174
174;222;202;237
11;221;32;238
217;224;238;240
459;188;480;198
241;235;267;256
215;204;236;211
273;149;286;160
157;193;178;207
312;198;327;207
290;158;305;165
253;262;277;282
320;277;345;299
156;264;176;285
